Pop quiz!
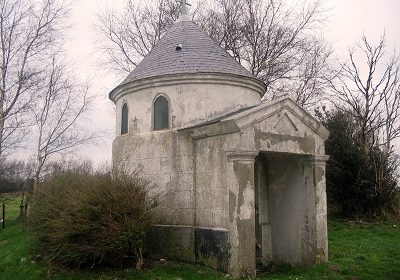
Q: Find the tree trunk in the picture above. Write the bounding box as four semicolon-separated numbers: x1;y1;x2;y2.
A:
135;248;144;270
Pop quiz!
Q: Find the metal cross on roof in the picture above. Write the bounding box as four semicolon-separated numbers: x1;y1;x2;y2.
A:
177;0;191;16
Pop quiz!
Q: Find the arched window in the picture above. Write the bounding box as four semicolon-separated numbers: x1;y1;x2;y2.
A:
153;95;169;130
121;103;128;135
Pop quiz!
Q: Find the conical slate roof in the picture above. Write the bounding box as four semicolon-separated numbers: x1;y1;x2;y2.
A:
119;20;255;86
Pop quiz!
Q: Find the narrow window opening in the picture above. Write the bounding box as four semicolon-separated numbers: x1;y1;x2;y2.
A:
121;103;128;135
154;96;169;130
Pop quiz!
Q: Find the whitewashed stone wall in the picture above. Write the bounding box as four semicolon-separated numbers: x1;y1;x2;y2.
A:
112;130;195;225
194;135;229;229
112;75;263;135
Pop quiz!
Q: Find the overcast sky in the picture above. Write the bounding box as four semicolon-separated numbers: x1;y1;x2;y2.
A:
58;0;400;165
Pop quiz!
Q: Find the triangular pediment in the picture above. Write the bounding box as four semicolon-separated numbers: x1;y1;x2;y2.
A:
273;112;298;135
222;97;329;140
180;97;329;141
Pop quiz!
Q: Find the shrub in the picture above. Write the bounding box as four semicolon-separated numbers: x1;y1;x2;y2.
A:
318;109;400;218
0;159;26;196
29;170;159;269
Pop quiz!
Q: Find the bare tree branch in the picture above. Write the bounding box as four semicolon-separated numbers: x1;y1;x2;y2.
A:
30;56;96;185
0;0;70;156
329;34;400;156
96;0;181;75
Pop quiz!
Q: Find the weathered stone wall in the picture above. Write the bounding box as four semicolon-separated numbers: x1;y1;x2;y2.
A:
113;129;234;268
112;130;195;226
192;135;231;272
194;135;229;229
113;76;261;135
252;110;325;156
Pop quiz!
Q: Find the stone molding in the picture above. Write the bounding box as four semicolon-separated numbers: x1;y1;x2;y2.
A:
109;73;266;102
226;150;259;162
303;155;330;166
151;224;195;229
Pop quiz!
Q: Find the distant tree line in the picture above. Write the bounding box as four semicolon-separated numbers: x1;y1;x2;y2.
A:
0;159;27;204
0;0;95;191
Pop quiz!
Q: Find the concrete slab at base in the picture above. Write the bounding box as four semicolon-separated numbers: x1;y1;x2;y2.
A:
146;225;230;272
146;225;195;262
195;227;229;272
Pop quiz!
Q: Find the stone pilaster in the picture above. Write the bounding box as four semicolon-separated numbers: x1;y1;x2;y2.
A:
255;157;272;265
226;150;258;278
303;155;329;264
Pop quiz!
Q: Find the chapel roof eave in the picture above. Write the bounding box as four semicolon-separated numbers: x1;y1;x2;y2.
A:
108;72;266;103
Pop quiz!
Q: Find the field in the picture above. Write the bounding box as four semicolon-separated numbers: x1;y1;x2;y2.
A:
1;195;399;280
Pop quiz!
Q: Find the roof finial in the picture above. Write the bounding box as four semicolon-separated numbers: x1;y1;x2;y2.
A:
176;0;191;21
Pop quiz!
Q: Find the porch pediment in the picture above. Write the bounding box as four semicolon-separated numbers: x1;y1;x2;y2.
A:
182;97;329;142
274;113;299;134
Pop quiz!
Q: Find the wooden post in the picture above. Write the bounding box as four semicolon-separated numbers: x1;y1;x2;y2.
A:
20;192;25;217
20;204;24;217
2;204;5;229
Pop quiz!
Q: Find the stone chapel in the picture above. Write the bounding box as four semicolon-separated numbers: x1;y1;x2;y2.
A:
109;1;330;278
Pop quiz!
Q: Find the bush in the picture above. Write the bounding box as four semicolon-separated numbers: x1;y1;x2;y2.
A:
0;159;26;195
318;109;399;218
29;170;159;269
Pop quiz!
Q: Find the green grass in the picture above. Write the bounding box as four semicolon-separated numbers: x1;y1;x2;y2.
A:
1;194;399;279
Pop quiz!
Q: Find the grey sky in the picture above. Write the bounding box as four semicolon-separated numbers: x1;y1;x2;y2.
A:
60;0;400;165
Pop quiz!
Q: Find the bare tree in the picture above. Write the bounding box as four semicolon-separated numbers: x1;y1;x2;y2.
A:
207;0;332;107
330;35;400;155
325;35;400;216
381;59;400;154
31;56;94;185
0;0;70;157
97;0;332;108
196;0;243;62
96;0;182;75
